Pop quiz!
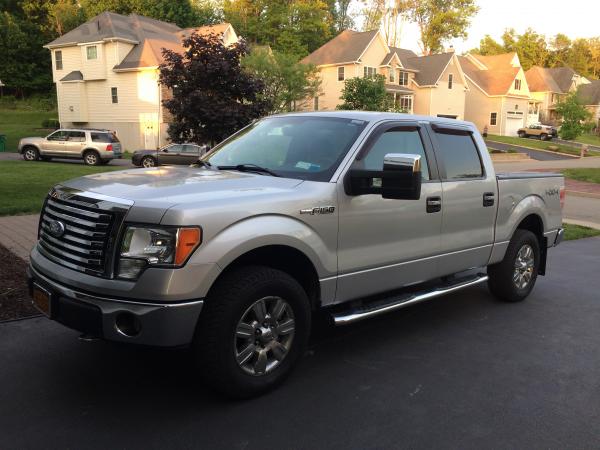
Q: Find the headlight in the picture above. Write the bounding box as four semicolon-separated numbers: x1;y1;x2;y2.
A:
117;226;202;280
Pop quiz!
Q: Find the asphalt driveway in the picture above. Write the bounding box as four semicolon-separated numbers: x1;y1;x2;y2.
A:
1;237;600;449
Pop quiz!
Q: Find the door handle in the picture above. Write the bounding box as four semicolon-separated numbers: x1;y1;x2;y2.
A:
483;192;495;207
426;196;442;213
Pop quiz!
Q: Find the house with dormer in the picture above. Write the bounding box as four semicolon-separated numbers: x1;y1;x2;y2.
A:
459;53;532;136
525;66;590;124
44;12;237;150
300;30;468;119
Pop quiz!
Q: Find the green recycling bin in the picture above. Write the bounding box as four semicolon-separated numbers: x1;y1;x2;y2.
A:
0;134;6;152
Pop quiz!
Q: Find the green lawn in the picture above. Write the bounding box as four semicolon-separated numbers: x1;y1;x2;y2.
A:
575;134;600;147
486;134;600;157
563;223;600;241
0;109;57;152
0;160;124;216
562;168;600;184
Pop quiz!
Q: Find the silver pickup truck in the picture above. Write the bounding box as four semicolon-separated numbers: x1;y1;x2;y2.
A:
27;112;564;397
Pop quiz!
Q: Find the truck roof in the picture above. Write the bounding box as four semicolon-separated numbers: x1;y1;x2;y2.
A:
277;111;476;128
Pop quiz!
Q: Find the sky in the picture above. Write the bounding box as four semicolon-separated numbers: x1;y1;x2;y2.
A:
390;0;600;54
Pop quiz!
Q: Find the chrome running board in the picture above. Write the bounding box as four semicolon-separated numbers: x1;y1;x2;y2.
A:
332;273;488;325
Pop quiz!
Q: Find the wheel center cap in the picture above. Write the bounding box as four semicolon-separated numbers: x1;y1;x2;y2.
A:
258;326;274;343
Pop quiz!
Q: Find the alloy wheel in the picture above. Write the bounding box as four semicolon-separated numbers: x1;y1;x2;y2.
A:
513;244;535;289
85;153;97;165
234;296;295;376
142;157;155;168
24;149;37;160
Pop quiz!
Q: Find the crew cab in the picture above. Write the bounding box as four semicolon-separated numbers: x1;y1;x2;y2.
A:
27;112;564;397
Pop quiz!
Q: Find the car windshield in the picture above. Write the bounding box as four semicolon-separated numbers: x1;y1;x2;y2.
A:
204;116;368;181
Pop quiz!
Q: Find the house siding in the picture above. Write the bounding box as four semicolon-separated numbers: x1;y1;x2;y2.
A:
427;57;466;119
464;83;503;134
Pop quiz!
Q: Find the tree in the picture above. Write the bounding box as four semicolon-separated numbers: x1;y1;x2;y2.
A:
223;0;333;57
337;74;389;111
80;0;215;27
242;48;320;112
48;0;85;36
472;35;505;55
555;93;592;140
159;33;271;144
401;0;479;55
512;28;548;71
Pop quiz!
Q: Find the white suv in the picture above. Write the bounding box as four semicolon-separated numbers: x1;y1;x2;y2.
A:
18;128;123;165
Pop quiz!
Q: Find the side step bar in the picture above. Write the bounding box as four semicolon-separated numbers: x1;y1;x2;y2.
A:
332;273;488;325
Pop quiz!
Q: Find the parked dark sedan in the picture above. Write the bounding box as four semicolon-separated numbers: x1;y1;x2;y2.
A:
132;143;208;167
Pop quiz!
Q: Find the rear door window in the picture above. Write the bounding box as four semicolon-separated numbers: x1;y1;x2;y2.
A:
67;131;85;142
433;131;483;180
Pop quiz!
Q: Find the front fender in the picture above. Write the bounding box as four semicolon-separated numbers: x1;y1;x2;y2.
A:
187;214;337;279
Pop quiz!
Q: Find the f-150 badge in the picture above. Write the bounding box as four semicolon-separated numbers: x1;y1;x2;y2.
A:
546;188;559;196
300;206;335;215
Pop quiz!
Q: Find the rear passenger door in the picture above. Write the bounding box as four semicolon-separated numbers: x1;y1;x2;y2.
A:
428;123;497;276
178;145;201;164
65;131;86;155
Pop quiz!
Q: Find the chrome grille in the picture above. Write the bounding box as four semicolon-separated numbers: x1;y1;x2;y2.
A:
38;194;116;276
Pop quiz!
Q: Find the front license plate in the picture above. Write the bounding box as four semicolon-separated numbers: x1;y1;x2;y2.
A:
32;284;51;317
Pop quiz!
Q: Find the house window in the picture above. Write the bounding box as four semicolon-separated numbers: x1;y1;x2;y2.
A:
338;66;345;81
514;79;521;90
55;50;63;70
111;87;118;104
313;96;319;111
389;68;395;83
399;95;412;112
398;71;409;86
86;45;97;60
490;112;497;126
448;73;453;89
363;66;376;78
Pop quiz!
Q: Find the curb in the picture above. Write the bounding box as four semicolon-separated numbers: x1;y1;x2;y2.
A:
566;189;600;200
563;219;600;230
486;140;581;158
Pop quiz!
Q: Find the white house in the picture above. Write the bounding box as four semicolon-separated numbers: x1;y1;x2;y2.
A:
44;12;237;150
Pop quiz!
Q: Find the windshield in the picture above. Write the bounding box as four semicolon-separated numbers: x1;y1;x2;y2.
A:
204;116;368;181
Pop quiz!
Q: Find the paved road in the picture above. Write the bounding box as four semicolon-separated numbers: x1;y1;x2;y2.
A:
0;151;133;167
2;237;600;449
485;140;571;161
564;195;600;227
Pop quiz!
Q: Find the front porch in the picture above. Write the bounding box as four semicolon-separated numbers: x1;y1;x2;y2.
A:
386;85;413;113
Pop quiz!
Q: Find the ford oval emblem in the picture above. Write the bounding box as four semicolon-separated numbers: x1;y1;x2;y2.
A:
47;219;66;238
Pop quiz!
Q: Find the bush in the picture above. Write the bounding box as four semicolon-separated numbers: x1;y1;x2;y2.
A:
41;118;60;129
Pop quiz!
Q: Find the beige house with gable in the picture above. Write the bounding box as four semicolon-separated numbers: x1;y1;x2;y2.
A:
44;12;237;150
300;30;468;119
459;53;532;136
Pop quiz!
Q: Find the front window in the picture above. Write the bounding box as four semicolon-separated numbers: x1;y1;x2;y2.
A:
111;87;118;103
204;116;368;181
86;45;97;60
389;68;395;83
398;71;409;86
55;50;63;70
363;66;376;78
490;112;497;125
514;79;521;90
399;95;412;112
338;66;345;81
448;73;453;89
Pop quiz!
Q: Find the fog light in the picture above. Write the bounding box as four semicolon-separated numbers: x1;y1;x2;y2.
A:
117;258;147;279
115;312;141;337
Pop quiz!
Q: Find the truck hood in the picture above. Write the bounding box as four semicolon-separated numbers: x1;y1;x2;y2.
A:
60;166;304;206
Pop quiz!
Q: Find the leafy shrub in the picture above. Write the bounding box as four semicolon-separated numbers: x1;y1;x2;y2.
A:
41;118;60;129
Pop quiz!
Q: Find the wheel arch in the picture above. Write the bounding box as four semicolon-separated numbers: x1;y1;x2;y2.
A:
211;244;322;310
515;213;547;275
21;143;40;154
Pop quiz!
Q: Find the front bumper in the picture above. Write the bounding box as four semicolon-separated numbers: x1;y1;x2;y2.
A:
27;264;204;347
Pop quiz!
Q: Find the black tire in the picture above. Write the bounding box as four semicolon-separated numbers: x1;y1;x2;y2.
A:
83;150;100;166
518;131;526;138
141;156;156;168
22;146;39;161
540;133;548;141
194;265;311;398
488;229;540;302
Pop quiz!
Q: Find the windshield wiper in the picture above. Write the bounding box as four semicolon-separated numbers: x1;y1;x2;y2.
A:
193;160;214;169
217;164;280;177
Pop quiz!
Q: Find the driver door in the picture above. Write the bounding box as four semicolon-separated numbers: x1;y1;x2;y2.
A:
42;130;69;154
336;122;443;302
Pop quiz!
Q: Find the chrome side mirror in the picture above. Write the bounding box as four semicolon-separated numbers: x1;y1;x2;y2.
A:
381;153;422;200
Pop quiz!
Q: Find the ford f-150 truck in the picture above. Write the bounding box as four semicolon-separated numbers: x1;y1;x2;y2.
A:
27;112;565;397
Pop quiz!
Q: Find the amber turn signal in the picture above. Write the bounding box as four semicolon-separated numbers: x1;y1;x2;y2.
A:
175;227;202;265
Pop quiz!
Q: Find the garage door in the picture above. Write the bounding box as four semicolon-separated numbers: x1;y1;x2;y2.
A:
505;115;523;136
